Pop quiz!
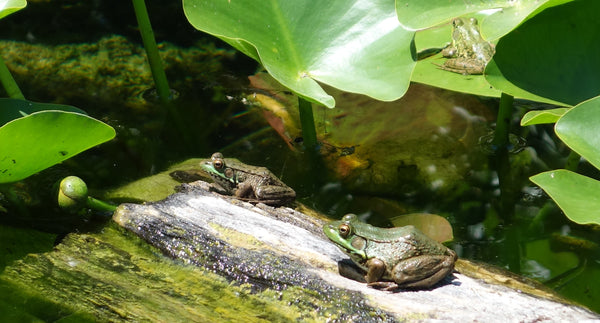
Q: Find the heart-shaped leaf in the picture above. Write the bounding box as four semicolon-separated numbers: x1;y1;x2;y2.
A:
183;0;416;108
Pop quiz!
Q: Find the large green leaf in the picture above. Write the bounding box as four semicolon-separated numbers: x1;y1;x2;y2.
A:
183;0;415;108
0;0;26;20
555;96;600;170
0;111;115;183
530;170;600;225
486;0;600;107
0;98;86;126
397;0;570;40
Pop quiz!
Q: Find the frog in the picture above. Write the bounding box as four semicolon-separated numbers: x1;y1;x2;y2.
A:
323;214;457;290
200;152;296;206
440;17;495;75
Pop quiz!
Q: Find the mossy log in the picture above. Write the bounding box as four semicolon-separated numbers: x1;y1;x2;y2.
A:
1;181;598;321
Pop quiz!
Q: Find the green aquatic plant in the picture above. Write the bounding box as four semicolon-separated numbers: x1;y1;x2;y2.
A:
0;0;26;99
57;176;117;213
131;0;172;104
522;97;600;225
0;1;116;215
183;0;598;224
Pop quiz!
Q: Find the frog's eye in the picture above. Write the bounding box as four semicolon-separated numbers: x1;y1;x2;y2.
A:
452;18;463;27
213;159;224;170
338;223;352;238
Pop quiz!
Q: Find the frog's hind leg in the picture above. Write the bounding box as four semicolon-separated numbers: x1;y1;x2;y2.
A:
392;255;455;289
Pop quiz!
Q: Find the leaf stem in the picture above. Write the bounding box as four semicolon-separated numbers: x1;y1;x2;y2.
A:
492;92;514;148
87;196;117;213
298;97;317;151
131;0;171;104
0;54;24;99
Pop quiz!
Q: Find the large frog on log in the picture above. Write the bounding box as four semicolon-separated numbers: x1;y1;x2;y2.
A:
323;214;457;290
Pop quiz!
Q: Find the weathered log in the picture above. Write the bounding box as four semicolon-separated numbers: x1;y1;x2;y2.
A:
1;176;597;321
111;181;598;321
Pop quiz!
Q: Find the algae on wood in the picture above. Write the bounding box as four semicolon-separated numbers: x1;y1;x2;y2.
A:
1;180;598;321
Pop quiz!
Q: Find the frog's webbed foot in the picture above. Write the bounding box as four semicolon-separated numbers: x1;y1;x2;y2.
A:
367;281;399;291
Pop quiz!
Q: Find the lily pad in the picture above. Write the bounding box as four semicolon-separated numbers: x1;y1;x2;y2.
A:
520;108;569;126
530;170;600;225
0;111;115;183
183;0;415;108
555;96;600;170
487;1;600;106
0;0;26;20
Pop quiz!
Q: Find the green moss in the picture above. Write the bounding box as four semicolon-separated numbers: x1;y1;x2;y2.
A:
0;224;387;321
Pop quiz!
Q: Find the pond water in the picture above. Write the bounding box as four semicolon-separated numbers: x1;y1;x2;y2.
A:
0;0;599;317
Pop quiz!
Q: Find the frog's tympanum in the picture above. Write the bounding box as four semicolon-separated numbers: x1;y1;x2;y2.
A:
200;152;296;206
323;214;457;290
441;17;495;75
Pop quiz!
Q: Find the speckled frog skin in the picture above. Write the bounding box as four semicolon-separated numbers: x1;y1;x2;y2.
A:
200;152;295;206
323;214;457;290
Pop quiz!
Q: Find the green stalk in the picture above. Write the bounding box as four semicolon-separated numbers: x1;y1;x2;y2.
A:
491;93;516;221
298;97;317;151
87;196;117;213
131;0;171;104
0;54;24;99
492;92;514;149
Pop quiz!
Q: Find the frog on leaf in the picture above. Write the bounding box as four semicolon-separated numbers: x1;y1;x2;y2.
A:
440;17;495;75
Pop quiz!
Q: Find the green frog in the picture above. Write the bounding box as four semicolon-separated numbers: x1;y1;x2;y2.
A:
323;214;457;290
440;17;495;75
200;152;296;206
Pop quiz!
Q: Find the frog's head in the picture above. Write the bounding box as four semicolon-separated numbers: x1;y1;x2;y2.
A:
201;152;236;185
323;214;367;260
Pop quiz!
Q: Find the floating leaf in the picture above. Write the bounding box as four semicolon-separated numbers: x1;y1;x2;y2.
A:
0;111;115;183
530;170;600;225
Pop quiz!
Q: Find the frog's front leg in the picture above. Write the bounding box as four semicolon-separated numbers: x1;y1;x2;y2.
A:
364;258;387;284
365;257;401;291
389;253;456;289
234;181;255;199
